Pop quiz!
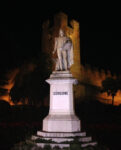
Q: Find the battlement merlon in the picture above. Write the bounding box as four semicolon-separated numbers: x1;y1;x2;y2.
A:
54;12;68;28
70;20;80;30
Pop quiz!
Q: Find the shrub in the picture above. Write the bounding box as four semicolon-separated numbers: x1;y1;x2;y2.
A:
43;144;51;150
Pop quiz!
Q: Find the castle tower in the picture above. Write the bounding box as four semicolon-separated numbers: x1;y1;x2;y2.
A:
41;12;81;80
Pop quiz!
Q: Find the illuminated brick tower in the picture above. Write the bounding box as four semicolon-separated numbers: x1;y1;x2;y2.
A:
42;12;81;80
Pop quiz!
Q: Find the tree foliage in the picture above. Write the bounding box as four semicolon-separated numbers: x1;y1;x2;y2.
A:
101;77;119;105
10;52;52;106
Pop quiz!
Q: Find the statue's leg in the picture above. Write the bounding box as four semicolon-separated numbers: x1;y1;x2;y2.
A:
62;50;67;70
57;50;63;70
55;59;59;71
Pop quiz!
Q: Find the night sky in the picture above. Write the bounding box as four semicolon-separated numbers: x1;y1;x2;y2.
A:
0;2;120;74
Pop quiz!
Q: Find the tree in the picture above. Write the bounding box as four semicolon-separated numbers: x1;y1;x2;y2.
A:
101;77;119;105
10;51;52;106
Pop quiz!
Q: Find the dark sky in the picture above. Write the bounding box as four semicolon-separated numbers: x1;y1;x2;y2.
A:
0;2;120;74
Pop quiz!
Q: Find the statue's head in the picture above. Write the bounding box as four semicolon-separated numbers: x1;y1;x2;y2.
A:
59;29;65;37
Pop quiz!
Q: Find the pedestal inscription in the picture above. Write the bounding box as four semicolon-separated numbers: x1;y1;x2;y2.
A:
53;92;68;95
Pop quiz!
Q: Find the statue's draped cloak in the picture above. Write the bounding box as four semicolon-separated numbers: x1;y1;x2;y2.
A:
62;37;74;67
54;36;73;70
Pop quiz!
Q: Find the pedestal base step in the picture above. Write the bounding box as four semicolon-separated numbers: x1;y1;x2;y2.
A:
28;131;98;149
37;131;86;137
32;135;92;143
32;142;97;149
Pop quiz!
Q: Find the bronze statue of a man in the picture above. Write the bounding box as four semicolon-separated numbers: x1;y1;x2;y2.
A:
53;29;73;71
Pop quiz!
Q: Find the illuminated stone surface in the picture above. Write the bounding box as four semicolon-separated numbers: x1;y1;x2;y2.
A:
37;131;86;137
42;71;81;132
53;29;74;71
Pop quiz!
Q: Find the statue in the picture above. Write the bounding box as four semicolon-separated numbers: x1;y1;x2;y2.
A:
53;29;73;71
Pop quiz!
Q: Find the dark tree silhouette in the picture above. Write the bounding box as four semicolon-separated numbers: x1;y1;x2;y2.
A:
101;77;119;105
10;52;52;106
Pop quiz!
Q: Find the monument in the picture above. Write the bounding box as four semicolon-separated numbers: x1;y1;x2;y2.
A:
31;26;97;149
42;29;80;133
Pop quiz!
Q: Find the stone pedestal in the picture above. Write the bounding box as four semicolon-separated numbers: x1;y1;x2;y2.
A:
31;71;97;149
42;71;81;132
